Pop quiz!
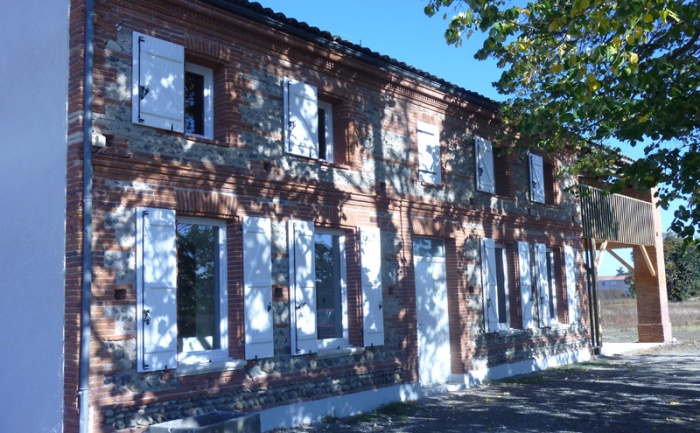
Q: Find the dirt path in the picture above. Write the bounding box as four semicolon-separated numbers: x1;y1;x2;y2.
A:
271;340;700;433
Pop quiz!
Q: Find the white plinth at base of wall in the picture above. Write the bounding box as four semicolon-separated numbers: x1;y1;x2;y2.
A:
454;348;592;387
259;348;591;432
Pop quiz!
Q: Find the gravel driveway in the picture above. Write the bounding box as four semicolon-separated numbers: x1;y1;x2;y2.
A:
271;340;700;432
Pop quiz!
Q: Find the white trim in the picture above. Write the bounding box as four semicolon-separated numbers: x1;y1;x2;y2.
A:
284;78;319;159
132;32;185;133
258;348;591;431
453;347;592;387
184;62;214;139
518;241;534;329
475;136;495;194
259;383;423;432
175;358;246;377
529;153;546;203
243;216;275;360
416;121;441;185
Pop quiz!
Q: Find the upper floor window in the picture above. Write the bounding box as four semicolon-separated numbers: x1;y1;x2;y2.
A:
529;153;557;204
184;63;214;139
416;121;441;185
131;32;214;139
529;153;546;203
283;78;335;162
476;137;496;194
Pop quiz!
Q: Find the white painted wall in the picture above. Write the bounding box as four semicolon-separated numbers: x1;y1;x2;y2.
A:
0;2;70;432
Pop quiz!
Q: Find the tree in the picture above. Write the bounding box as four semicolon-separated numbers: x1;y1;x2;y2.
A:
616;266;636;297
664;232;700;301
424;0;700;244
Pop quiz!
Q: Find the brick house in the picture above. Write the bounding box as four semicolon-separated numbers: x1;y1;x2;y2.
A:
0;0;672;432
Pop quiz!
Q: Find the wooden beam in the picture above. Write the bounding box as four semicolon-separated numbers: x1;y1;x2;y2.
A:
639;245;657;277
607;249;634;273
595;240;608;271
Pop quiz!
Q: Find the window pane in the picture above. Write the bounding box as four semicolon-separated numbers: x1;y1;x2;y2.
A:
495;247;507;324
177;222;220;353
547;250;556;320
185;71;205;135
318;107;327;160
315;233;342;339
412;237;445;258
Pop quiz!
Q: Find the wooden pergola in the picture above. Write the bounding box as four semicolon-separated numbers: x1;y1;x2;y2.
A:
580;185;673;351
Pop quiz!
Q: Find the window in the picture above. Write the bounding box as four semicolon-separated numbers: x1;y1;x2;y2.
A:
529;153;546;203
283;78;335;162
242;216;274;360
529;153;558;204
481;238;510;332
184;63;214;139
564;246;579;324
475;137;495;194
136;208;228;372
517;241;534;329
417;121;441;185
132;32;214;138
314;230;348;347
535;244;578;326
176;217;228;364
535;244;557;327
289;221;385;354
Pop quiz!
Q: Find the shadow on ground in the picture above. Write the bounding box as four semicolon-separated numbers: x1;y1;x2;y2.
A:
272;340;700;433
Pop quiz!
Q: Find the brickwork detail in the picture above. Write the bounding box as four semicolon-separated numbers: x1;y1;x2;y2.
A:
63;1;595;432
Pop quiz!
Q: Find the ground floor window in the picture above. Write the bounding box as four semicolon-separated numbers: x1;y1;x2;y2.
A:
176;218;228;363
482;239;511;332
314;230;348;346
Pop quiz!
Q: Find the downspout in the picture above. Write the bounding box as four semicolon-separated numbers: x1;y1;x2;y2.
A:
79;0;95;432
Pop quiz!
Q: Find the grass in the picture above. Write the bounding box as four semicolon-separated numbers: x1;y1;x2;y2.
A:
601;296;700;342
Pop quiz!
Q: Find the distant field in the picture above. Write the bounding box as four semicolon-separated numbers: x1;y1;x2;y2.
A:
600;296;700;343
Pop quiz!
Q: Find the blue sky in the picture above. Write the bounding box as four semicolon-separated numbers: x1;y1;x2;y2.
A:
257;0;676;275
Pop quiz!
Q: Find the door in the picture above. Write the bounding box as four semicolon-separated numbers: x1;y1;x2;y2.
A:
413;237;451;385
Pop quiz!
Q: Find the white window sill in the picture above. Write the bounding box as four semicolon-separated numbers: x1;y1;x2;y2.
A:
316;346;365;359
175;358;247;377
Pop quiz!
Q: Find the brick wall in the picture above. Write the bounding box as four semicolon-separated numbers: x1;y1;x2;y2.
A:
63;0;591;431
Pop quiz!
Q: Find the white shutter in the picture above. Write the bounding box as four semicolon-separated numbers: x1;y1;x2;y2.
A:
243;217;274;359
417;122;441;185
518;241;534;329
481;238;499;332
132;32;185;133
136;207;178;372
475;137;496;194
284;78;319;158
288;220;318;354
529;154;545;203
535;243;551;327
565;246;578;324
360;227;384;347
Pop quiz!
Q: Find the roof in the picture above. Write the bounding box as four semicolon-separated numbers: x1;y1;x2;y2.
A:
201;0;500;110
598;275;628;281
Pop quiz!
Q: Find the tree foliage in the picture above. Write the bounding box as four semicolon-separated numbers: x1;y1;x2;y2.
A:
664;232;700;301
424;0;700;243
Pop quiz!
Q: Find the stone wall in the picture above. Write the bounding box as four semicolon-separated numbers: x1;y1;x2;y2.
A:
68;0;592;432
